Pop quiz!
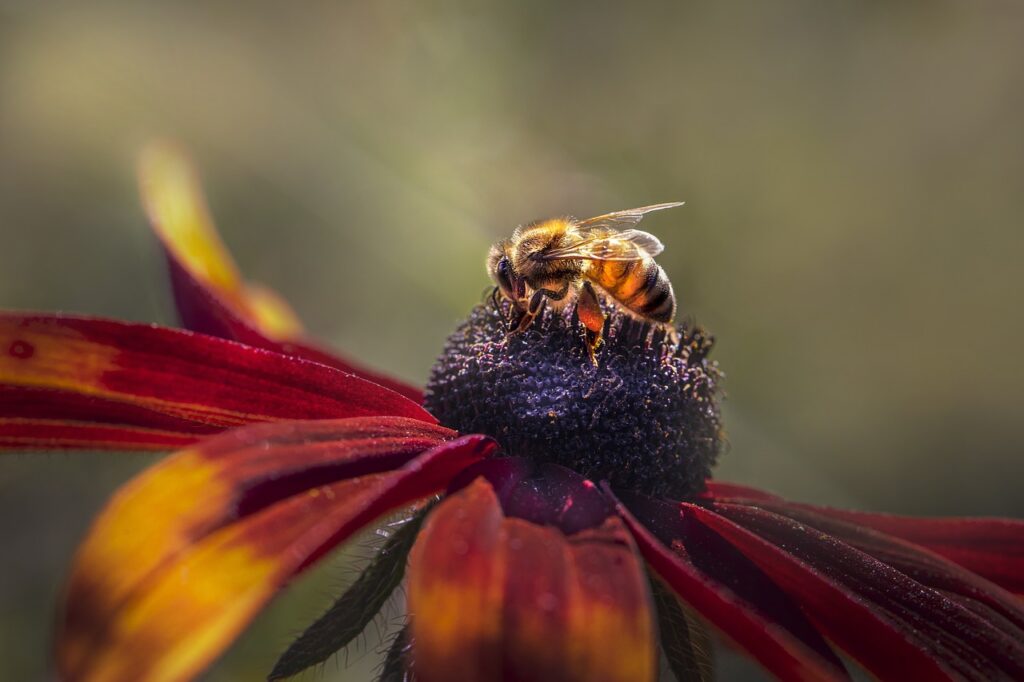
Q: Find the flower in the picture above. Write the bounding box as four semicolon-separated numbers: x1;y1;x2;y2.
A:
2;142;1023;682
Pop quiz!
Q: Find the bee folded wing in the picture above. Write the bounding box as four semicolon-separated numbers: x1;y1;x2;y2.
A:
539;229;664;262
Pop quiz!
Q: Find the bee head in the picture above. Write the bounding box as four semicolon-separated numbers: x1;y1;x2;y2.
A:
487;241;523;301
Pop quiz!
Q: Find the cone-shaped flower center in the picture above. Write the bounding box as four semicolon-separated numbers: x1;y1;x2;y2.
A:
425;303;723;499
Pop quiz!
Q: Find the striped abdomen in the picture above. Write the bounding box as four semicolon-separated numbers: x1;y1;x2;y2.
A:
585;258;676;323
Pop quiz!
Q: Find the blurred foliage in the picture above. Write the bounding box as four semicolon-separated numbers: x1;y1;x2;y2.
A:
1;1;1023;680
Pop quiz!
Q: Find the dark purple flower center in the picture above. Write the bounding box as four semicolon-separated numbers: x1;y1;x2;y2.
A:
424;303;723;499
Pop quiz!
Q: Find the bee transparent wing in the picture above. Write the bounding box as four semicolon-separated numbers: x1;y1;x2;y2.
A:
536;202;680;262
616;229;664;257
575;201;684;233
538;229;665;262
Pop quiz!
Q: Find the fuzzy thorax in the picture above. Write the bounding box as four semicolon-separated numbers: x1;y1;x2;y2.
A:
424;303;723;499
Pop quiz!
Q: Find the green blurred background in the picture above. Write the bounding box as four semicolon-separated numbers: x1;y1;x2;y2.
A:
2;1;1023;679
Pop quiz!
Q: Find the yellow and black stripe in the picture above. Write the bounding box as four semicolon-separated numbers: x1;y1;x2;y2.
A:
586;259;675;323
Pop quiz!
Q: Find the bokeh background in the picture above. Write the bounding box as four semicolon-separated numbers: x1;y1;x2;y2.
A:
2;2;1023;680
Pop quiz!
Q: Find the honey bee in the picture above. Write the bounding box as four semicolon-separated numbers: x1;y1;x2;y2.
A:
487;202;682;364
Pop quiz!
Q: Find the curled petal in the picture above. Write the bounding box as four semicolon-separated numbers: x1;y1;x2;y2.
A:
450;458;613;534
607;488;848;682
502;463;613;535
409;478;656;682
0;314;432;450
447;456;536;501
58;428;494;682
138;141;423;403
137;141;300;339
702;502;1024;681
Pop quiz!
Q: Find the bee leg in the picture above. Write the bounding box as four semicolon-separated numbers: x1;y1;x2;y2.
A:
511;282;571;335
508;306;537;336
577;281;606;366
506;305;528;336
642;321;656;350
512;289;547;334
490;287;509;324
666;326;682;352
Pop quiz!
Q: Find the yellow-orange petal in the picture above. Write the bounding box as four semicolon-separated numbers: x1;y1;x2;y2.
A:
408;478;657;682
138;140;301;339
57;430;494;682
64;417;453;622
137;141;423;403
559;520;657;681
408;478;506;680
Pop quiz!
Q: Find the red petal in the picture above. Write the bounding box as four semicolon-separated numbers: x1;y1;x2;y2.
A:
723;499;1024;631
779;503;1024;597
0;314;432;450
138;141;423;403
608;490;848;682
58;427;493;682
701;480;782;502
628;495;845;665
704;481;1024;598
408;478;657;682
0;417;194;450
703;502;1024;680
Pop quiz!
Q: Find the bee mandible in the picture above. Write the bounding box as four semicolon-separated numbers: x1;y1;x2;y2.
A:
487;202;682;365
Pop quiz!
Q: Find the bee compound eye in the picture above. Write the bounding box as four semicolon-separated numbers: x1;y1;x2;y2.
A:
495;258;517;298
